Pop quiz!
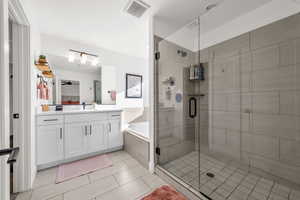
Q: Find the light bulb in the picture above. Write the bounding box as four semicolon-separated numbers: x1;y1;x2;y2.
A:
92;57;99;66
68;51;75;63
81;53;87;64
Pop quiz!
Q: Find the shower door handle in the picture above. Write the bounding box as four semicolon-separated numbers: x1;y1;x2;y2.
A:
189;97;197;118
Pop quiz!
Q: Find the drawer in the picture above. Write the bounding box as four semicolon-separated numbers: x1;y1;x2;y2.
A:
37;115;64;126
108;112;121;120
65;113;108;123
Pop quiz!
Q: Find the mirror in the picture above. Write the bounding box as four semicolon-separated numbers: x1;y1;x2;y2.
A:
49;54;117;105
61;80;80;104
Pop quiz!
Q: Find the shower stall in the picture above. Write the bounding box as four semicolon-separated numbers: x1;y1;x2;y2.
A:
154;12;300;200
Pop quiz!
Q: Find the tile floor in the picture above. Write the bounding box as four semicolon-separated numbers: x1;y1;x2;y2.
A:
16;151;167;200
163;151;300;200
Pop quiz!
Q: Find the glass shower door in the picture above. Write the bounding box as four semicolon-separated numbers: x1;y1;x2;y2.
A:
155;17;201;193
197;13;300;200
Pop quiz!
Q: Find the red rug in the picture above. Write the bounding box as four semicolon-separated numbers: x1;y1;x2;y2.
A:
141;185;188;200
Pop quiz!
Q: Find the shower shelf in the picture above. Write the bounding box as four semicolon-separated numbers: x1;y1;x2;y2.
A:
188;94;205;97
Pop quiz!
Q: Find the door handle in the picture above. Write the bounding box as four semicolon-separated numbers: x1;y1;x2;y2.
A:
90;125;92;135
44;119;58;122
60;128;63;139
85;126;88;136
108;123;111;133
0;147;20;164
189;97;197;118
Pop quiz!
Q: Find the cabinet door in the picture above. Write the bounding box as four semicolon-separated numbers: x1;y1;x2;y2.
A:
37;125;64;165
108;119;123;149
87;122;108;153
65;123;87;158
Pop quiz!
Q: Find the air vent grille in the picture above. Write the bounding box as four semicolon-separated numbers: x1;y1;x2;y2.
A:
125;0;150;18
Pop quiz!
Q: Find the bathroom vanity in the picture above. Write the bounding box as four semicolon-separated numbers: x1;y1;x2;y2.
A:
36;109;122;169
35;49;122;170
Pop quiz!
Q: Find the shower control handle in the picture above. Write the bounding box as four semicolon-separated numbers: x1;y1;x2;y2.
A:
244;109;252;114
189;97;197;119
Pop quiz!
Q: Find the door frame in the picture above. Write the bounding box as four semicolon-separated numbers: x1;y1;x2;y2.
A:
1;0;32;198
0;0;11;199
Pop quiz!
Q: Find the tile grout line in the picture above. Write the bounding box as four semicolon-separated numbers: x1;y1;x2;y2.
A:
266;181;276;200
246;176;260;200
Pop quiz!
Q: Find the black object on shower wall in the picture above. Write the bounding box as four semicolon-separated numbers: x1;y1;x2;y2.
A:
199;63;205;81
189;97;197;118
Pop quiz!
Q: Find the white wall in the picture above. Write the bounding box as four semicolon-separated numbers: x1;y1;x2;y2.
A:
41;34;149;108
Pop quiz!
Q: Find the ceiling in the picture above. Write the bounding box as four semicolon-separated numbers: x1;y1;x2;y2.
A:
154;0;273;38
32;0;274;59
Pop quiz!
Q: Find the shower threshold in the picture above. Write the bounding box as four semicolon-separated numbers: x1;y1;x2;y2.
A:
155;165;211;200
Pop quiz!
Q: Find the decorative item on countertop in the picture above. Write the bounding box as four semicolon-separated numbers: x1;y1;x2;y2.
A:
41;104;49;112
35;55;51;72
55;105;63;111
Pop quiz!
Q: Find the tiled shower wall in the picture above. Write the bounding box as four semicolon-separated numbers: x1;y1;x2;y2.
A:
202;13;300;184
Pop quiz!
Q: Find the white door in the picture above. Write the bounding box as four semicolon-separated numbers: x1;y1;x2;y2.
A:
65;123;87;158
108;119;123;149
37;125;64;165
87;122;107;153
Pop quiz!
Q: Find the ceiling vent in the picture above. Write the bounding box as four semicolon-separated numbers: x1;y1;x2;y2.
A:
124;0;150;18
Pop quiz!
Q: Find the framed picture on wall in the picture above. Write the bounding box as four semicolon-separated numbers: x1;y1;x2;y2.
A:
126;73;142;98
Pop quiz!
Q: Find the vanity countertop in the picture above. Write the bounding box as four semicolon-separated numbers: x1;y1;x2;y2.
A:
36;108;122;116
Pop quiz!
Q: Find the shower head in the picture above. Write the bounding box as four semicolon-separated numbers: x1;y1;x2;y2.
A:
206;3;218;11
177;50;187;57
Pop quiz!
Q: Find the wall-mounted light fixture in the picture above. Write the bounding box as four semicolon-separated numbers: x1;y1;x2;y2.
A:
68;51;75;63
68;49;99;66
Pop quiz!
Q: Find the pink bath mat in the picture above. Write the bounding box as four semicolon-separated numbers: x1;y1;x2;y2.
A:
141;185;187;200
56;154;112;183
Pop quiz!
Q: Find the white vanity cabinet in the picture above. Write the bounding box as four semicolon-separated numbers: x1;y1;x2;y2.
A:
36;110;122;169
64;121;108;159
36;115;64;166
64;122;87;158
108;119;122;149
88;121;108;153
